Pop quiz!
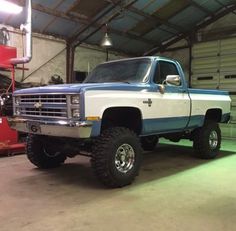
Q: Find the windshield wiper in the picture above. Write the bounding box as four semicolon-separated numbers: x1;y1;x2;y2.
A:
118;81;130;84
83;81;98;83
84;81;131;84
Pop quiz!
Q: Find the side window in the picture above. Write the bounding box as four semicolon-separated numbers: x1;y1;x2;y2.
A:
154;61;180;84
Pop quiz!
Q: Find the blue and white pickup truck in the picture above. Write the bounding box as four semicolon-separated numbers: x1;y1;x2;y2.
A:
8;56;231;187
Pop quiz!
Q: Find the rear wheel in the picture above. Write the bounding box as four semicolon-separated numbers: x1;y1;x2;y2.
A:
91;127;142;188
193;121;221;159
26;135;67;169
141;135;159;151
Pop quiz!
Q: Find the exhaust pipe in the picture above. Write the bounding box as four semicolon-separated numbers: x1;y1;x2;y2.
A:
10;0;32;64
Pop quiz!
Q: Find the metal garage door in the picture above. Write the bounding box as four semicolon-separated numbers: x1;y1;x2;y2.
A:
191;38;236;138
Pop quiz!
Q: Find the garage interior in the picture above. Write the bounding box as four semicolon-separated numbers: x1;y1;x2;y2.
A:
0;0;236;230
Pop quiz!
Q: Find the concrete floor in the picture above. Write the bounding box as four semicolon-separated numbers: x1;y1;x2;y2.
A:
0;139;235;231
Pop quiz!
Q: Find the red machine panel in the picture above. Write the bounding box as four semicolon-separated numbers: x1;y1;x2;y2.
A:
0;45;17;68
0;45;25;155
0;117;18;143
0;117;25;155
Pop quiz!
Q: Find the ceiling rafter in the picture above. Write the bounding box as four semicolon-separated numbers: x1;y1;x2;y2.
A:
119;2;192;54
108;29;156;44
7;0;236;57
40;0;66;33
105;0;190;53
128;6;186;33
68;0;122;43
30;1;156;47
143;3;236;56
68;0;156;46
106;0;186;34
215;0;236;15
72;0;139;48
187;0;213;15
32;3;88;22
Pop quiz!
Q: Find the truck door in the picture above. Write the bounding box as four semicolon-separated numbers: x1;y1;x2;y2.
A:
143;60;191;134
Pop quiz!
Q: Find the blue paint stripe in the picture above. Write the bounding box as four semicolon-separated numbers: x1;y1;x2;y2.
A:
188;115;205;128
90;120;102;137
141;113;230;135
142;116;190;135
15;83;229;96
88;113;230;137
82;85;229;96
189;88;229;96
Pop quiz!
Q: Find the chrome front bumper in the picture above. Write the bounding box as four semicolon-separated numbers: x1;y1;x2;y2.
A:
7;117;93;138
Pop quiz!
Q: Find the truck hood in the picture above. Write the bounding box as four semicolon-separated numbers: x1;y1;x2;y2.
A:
13;82;151;95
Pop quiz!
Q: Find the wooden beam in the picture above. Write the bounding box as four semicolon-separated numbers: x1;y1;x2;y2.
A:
215;0;236;15
128;6;186;33
144;3;236;56
187;0;213;15
30;2;156;46
32;3;88;23
66;43;75;83
40;0;66;33
161;45;190;52
72;0;139;48
106;0;187;34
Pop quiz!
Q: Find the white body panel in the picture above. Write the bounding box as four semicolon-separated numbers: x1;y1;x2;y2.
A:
84;90;192;119
190;93;231;116
84;90;231;122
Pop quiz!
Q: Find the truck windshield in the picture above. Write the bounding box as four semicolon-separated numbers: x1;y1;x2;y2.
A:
84;58;152;83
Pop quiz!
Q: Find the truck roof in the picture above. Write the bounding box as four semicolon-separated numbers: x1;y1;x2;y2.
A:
103;56;177;64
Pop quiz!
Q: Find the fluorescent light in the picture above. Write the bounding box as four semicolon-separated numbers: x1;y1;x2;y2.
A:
0;0;23;14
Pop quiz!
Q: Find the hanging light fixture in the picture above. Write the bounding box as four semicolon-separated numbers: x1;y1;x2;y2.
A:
0;0;23;14
100;32;113;48
100;24;113;48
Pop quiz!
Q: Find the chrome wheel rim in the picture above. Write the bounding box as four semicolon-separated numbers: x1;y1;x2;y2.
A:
115;144;135;173
209;131;218;149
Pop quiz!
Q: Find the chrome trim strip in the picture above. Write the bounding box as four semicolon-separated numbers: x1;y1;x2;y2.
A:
14;114;68;120
7;117;92;138
14;93;80;96
20;110;67;114
16;102;67;105
66;95;72;119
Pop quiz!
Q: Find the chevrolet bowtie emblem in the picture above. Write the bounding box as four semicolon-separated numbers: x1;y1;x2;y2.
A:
143;98;152;107
34;102;43;109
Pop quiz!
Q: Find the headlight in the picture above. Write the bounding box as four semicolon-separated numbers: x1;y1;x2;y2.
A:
15;97;20;105
71;95;80;104
72;109;80;118
15;107;21;115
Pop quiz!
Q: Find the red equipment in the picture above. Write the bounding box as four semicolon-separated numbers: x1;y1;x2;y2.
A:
0;45;17;69
0;44;25;155
0;117;25;155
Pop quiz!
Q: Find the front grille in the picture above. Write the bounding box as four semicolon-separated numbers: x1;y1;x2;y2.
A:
16;94;68;119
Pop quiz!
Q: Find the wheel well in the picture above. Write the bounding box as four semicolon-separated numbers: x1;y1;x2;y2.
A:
101;107;142;134
205;109;222;123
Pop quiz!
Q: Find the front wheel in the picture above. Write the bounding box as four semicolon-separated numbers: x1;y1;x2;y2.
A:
26;135;67;169
91;127;142;188
193;121;221;159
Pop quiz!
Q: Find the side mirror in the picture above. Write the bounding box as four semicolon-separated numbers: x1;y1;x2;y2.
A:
165;75;181;86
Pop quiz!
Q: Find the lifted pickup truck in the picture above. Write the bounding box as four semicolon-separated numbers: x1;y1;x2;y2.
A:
8;56;231;187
